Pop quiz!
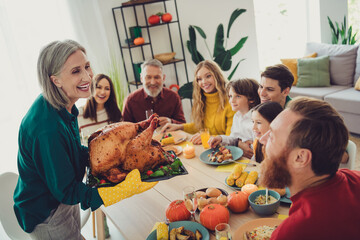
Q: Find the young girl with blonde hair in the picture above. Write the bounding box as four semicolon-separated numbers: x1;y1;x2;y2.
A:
161;60;235;144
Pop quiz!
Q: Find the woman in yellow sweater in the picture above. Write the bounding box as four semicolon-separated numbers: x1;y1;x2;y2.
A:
161;60;235;144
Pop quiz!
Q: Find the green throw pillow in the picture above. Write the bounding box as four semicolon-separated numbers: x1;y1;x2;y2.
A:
296;56;330;87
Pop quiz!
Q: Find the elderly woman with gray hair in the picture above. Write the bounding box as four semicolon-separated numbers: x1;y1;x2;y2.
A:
13;40;156;239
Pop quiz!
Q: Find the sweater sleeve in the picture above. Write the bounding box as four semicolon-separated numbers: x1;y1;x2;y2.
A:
122;95;135;122
183;122;198;134
225;106;235;136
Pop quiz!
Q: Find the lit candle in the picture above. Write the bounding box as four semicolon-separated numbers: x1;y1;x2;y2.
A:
183;144;195;159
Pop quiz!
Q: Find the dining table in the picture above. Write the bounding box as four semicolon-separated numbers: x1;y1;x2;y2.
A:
93;132;291;240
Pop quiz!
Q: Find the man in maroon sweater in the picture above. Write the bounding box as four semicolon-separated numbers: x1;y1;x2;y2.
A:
123;59;185;125
258;96;360;239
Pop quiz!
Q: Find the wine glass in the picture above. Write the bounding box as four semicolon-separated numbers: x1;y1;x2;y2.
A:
183;186;197;221
145;109;154;119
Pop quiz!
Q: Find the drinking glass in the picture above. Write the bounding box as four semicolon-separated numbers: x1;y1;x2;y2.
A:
215;223;232;240
200;128;210;149
145;109;154;119
183;186;197;221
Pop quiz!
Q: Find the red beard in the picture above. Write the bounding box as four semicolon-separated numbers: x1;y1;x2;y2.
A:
259;149;292;189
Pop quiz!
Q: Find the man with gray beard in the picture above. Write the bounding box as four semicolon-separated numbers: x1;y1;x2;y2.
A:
258;97;360;239
123;59;185;125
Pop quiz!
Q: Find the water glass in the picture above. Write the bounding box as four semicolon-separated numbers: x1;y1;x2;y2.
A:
200;128;210;149
215;223;232;240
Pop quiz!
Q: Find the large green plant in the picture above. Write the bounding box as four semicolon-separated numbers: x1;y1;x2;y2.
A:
186;8;248;80
327;16;358;45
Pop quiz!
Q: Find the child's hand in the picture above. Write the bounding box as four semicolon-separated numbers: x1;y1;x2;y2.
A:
238;140;253;159
208;136;222;149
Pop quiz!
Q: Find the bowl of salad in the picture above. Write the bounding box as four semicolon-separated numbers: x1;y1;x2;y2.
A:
248;189;280;216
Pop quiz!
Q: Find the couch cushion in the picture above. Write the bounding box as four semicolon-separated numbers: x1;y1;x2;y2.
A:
324;88;360;115
280;53;317;86
306;42;358;86
289;85;349;100
296;56;330;87
354;46;360;85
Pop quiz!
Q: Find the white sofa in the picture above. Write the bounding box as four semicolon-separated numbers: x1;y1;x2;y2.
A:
290;42;360;135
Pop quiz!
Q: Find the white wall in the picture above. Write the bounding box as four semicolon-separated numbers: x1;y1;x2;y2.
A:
88;0;259;121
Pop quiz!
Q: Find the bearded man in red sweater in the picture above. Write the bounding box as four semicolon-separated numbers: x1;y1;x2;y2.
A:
259;96;360;240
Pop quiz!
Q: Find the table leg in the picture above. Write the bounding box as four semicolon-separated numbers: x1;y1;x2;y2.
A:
95;208;105;240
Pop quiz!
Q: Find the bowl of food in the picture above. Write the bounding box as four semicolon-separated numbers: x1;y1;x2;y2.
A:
248;189;280;216
154;52;176;64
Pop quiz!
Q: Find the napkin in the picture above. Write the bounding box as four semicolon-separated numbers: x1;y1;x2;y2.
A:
150;222;165;234
215;159;250;172
278;214;289;220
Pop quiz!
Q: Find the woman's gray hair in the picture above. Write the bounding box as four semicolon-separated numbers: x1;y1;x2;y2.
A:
37;40;86;110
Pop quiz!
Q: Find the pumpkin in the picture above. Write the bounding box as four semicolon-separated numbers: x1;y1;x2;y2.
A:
133;37;145;46
165;200;191;222
161;13;172;23
241;184;258;197
199;204;229;230
148;14;160;25
227;191;249;213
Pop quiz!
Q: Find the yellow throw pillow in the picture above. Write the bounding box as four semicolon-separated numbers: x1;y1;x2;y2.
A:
281;52;317;85
355;77;360;91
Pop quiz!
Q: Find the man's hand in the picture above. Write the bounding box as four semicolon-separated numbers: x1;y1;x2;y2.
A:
158;117;171;127
208;136;222;149
189;132;202;145
160;123;183;133
238;140;253;159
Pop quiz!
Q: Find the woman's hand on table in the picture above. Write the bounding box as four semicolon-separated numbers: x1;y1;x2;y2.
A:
189;133;202;145
158;117;171;127
238;140;254;159
160;123;183;133
208;136;222;148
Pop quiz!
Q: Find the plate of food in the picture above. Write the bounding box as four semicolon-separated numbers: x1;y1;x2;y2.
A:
233;218;283;240
87;151;188;188
195;187;228;211
163;145;182;155
146;221;209;240
224;171;258;191
199;146;243;165
153;131;187;145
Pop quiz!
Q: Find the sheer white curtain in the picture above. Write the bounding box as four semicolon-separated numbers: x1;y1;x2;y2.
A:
0;0;78;174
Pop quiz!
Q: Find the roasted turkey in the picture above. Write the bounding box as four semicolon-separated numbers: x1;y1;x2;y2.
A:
88;114;173;183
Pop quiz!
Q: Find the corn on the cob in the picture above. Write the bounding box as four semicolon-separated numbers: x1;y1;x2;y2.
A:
226;174;235;186
156;222;169;240
235;171;248;188
161;136;175;145
231;164;243;179
244;171;258;185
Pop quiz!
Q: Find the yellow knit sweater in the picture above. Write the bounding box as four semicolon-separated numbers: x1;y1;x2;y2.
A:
183;92;235;135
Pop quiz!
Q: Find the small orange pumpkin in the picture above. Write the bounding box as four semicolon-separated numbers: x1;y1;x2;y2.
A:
133;37;145;45
227;191;249;213
165;200;191;222
199;204;229;230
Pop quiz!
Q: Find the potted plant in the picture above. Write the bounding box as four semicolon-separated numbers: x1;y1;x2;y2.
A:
327;15;358;45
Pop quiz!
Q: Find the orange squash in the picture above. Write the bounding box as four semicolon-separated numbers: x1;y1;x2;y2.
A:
199;204;229;230
227;191;249;213
133;37;145;45
165;200;191;222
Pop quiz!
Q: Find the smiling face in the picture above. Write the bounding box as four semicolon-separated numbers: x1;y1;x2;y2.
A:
228;87;250;114
94;78;111;108
196;67;217;93
252;110;271;139
141;65;165;97
258;77;289;107
50;50;93;109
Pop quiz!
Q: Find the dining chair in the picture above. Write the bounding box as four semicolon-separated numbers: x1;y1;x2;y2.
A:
0;172;91;240
340;140;357;170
